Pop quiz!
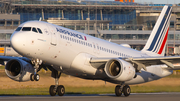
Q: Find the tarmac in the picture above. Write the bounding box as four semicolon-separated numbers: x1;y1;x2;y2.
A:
0;93;180;101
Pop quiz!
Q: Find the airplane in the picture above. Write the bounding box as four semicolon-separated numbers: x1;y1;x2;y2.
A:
2;5;179;97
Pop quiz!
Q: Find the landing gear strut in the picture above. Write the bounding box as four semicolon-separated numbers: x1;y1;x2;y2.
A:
115;83;131;97
30;59;42;81
49;68;65;96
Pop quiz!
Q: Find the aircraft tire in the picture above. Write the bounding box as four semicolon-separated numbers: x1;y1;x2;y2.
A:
57;85;65;96
34;74;40;81
30;74;34;81
123;85;131;97
49;85;56;96
115;85;122;96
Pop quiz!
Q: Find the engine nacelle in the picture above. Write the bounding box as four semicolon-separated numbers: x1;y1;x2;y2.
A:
5;59;34;82
105;59;135;82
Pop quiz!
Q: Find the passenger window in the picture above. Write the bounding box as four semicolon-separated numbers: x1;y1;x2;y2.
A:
37;28;43;34
22;27;31;31
15;27;22;31
32;27;38;33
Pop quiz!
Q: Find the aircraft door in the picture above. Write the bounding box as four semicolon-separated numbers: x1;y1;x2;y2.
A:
93;43;96;53
93;43;100;54
47;24;57;46
96;43;100;54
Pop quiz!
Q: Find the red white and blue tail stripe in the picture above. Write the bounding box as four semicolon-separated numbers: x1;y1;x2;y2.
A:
142;5;172;56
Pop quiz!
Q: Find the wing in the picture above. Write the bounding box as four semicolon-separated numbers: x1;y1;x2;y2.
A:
0;56;30;65
0;56;18;65
90;56;180;72
126;56;180;70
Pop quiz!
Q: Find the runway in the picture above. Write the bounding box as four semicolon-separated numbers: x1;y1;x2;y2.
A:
0;93;180;101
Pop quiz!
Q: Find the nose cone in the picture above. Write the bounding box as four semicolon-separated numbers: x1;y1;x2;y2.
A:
10;32;26;54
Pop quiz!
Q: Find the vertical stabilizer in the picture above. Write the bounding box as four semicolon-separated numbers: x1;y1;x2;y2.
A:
141;5;172;56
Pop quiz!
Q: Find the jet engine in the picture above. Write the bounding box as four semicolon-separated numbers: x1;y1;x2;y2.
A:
5;59;34;82
104;59;135;82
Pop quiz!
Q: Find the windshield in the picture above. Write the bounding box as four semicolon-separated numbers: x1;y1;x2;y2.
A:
15;27;22;31
37;28;43;34
15;27;43;34
22;27;31;31
32;27;38;33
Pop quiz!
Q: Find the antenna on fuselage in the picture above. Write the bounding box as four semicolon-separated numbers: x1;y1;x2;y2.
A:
39;17;42;21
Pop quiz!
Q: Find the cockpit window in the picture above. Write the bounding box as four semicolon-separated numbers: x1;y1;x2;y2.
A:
22;27;31;31
32;27;38;33
37;28;43;34
15;27;22;31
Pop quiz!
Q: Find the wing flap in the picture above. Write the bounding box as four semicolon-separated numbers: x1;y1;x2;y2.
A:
126;56;180;71
127;56;180;64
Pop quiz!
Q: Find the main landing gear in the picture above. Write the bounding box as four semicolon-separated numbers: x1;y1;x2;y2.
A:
30;59;42;81
115;83;131;97
49;69;65;96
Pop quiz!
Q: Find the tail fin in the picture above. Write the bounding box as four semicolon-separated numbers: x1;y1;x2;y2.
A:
141;5;172;56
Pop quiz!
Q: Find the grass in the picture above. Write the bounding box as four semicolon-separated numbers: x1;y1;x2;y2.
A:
131;86;180;93
0;88;49;96
166;74;180;78
0;66;4;70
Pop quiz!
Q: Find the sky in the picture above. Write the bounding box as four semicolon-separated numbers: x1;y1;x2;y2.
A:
134;0;180;4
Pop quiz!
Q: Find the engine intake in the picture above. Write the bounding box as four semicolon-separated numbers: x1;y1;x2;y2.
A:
105;59;135;82
6;60;21;76
108;61;121;76
5;59;34;82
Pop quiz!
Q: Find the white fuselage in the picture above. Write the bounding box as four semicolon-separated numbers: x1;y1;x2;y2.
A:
11;21;172;85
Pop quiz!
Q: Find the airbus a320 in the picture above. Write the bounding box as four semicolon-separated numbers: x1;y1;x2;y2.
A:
2;5;180;97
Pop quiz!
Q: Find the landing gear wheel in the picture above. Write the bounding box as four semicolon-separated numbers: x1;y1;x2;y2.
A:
49;68;64;96
49;85;57;96
34;74;40;81
30;74;34;81
31;59;42;82
115;85;122;96
57;85;65;96
123;85;131;97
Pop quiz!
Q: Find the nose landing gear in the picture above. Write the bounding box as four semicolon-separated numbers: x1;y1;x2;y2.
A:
30;59;42;81
30;74;40;81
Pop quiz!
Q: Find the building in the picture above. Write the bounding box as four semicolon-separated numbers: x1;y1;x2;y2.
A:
0;14;20;29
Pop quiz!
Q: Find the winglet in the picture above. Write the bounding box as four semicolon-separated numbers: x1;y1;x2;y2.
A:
141;5;172;56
